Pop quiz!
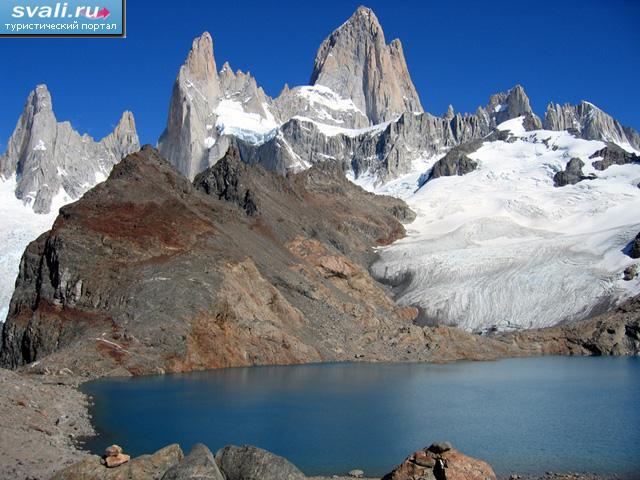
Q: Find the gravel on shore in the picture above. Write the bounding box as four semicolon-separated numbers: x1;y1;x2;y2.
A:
0;368;93;480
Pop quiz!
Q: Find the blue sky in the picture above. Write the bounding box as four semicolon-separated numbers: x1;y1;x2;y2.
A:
0;0;638;148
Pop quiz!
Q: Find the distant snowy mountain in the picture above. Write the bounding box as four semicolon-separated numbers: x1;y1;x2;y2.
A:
0;85;139;322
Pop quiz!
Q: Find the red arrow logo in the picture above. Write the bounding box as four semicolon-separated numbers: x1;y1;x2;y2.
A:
95;7;110;19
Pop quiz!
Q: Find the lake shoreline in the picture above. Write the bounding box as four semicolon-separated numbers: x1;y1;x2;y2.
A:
1;359;639;480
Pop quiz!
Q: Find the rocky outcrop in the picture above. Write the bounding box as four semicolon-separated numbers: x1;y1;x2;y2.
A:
544;101;640;149
236;109;491;183
553;158;595;187
0;145;414;376
236;85;542;185
0;85;139;213
425;139;482;183
309;6;423;124
589;142;640;171
497;294;640;356
50;444;184;480
215;445;306;480
382;442;496;480
162;444;224;480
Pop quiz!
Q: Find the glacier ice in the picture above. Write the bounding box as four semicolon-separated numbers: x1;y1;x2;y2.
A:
366;120;640;331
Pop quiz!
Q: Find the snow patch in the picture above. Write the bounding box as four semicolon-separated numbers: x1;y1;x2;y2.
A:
214;99;278;145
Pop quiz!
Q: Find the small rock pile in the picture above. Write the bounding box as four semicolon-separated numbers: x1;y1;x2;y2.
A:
101;444;130;468
382;441;496;480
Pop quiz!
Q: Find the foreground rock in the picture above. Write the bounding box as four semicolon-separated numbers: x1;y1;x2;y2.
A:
382;442;496;480
216;445;306;480
51;444;183;480
162;443;224;480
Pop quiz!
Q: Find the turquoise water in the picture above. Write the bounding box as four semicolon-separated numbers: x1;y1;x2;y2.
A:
81;357;640;477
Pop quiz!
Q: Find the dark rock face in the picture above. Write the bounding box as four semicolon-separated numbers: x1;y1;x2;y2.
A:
589;142;640;171
193;146;259;216
215;445;305;480
425;139;482;183
382;443;496;480
629;232;640;259
0;145;415;376
161;444;224;480
553;158;595;187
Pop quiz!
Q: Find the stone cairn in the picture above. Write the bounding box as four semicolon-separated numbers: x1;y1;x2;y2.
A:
102;444;131;468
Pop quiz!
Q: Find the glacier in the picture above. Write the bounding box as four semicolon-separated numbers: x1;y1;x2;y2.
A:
365;118;640;331
0;177;69;322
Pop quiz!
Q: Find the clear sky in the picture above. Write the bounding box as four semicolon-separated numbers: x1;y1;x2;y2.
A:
0;0;638;148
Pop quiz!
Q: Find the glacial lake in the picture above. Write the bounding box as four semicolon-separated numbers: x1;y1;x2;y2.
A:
81;357;640;477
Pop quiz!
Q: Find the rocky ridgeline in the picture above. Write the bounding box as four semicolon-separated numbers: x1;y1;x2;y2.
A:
544;101;640;150
154;5;640;188
52;441;496;480
0;145;418;375
0;85;139;214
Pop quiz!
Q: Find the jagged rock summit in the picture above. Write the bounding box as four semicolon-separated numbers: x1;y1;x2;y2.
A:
544;100;640;149
0;85;139;214
158;32;277;180
310;6;423;124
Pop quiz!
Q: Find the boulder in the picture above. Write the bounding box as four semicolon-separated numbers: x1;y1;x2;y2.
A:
624;264;638;281
51;444;183;480
427;442;453;454
161;443;224;480
215;445;306;480
382;443;496;480
348;469;365;478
